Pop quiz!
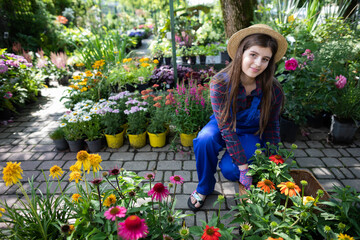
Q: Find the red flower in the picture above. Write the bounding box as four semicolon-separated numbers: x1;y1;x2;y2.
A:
269;155;285;165
284;58;298;71
201;225;221;240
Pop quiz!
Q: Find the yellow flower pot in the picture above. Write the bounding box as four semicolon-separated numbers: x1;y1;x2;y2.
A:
105;130;125;148
147;131;167;148
127;131;147;148
180;132;198;147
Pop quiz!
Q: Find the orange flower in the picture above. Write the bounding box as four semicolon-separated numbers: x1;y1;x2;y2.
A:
257;179;275;193
167;89;174;92
165;100;171;105
152;84;159;88
153;102;161;108
269;155;285;164
153;96;162;101
142;95;150;100
201;225;221;240
277;182;301;197
265;237;284;240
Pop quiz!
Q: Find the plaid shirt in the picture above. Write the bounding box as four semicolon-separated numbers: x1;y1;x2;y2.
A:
210;72;283;165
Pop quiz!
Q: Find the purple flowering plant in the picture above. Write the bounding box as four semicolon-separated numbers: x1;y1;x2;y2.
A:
124;97;148;135
99;91;132;135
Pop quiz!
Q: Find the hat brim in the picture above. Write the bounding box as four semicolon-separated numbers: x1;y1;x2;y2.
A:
227;26;288;63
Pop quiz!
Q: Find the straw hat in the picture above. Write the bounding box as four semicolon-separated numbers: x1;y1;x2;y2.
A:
227;24;288;63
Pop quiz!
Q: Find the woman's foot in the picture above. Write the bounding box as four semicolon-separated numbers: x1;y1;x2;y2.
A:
187;191;207;211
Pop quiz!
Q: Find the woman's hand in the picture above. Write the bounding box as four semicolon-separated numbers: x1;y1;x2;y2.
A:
238;164;252;190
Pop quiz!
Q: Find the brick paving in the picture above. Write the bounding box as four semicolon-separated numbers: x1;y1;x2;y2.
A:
1;83;360;229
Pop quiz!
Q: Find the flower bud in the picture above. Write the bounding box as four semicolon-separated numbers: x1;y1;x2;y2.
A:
323;225;331;233
270;221;277;228
102;172;108;177
278;142;283;147
317;189;324;197
300;180;308;186
256;143;261;148
338;222;346;230
168;183;173;188
291;144;298;149
266;142;270;146
300;212;308;219
267;202;274;207
255;149;262;155
295;228;302;234
217;195;225;203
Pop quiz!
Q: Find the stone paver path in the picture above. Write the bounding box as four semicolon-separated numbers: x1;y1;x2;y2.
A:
1;82;360;229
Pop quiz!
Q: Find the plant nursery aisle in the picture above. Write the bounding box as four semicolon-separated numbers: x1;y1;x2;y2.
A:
1;82;360;231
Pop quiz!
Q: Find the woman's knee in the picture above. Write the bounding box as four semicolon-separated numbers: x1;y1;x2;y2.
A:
194;129;222;149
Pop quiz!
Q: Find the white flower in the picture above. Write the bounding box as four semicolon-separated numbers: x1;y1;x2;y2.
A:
59;123;67;128
68;118;78;123
82;115;92;121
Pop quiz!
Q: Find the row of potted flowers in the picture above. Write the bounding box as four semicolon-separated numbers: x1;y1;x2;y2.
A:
51;81;212;152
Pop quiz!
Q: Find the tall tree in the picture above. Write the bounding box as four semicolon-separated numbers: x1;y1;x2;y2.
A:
220;0;256;38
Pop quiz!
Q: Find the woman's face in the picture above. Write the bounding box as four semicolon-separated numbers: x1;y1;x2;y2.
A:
241;45;273;81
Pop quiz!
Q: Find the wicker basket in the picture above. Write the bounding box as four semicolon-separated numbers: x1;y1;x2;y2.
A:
238;169;330;201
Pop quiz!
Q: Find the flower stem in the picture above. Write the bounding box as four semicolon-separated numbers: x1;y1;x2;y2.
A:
282;195;289;221
56;177;63;194
217;201;222;226
104;176;122;198
83;171;89;199
96;185;102;212
170;184;177;210
116;218;120;240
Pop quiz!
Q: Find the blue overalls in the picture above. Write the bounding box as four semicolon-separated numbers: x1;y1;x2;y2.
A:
193;94;262;195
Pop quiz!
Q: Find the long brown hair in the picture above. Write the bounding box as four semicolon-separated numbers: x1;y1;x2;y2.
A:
215;34;284;137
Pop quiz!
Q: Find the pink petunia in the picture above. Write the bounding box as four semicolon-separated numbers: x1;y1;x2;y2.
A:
148;182;170;202
169;175;184;184
118;215;148;240
104;206;127;221
335;75;347;89
284;58;298;71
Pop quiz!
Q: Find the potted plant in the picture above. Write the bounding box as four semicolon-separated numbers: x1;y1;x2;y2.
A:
326;73;360;144
49;127;69;151
60;113;85;152
82;113;104;153
145;94;169;148
124;97;148;148
167;81;212;147
101;91;131;148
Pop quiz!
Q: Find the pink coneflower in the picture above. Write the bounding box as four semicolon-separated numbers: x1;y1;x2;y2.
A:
118;215;148;240
148;183;170;201
170;175;184;184
104;206;127;221
144;172;155;180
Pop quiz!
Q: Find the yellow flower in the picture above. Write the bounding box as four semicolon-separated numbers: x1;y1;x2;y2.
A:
153;59;159;64
73;75;81;80
288;15;295;23
72;193;81;202
49;165;64;179
338;233;354;240
2;162;23;186
75;150;91;171
69;225;75;233
85;70;93;77
80;87;87;92
75;63;84;67
88;154;103;173
78;81;87;86
140;62;150;68
303;196;316;206
69;171;82;183
69;164;81;172
0;207;5;217
142;57;150;62
95;71;102;77
103;194;117;207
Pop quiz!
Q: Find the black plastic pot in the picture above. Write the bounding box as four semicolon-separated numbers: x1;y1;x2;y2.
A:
85;138;103;153
329;115;358;144
181;56;188;64
280;117;299;143
136;83;149;91
53;138;69;151
67;139;85;152
125;84;136;92
164;57;171;65
189;56;196;65
199;55;206;65
220;51;231;63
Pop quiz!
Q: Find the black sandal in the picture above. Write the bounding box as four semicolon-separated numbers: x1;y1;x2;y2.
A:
187;191;206;212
